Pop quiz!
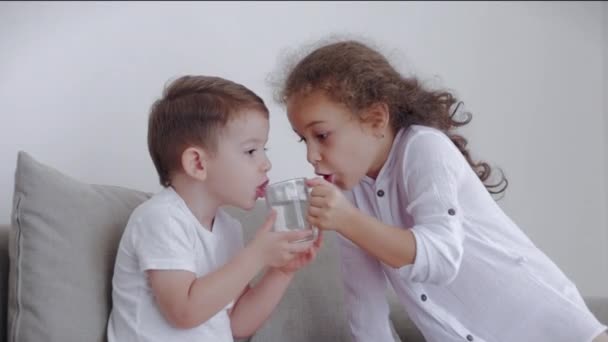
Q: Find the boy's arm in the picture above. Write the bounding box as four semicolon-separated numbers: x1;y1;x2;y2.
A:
147;243;264;329
229;234;321;338
148;213;313;330
228;268;294;338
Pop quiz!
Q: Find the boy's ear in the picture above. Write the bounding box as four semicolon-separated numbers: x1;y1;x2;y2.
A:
181;146;209;181
362;102;390;137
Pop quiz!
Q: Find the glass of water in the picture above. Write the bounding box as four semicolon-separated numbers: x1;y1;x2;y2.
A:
265;178;318;243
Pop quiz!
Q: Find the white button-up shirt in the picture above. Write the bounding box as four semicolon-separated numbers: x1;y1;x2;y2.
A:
341;125;606;342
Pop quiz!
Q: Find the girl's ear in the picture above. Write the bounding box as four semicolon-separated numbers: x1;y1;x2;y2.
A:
362;102;391;137
181;146;208;181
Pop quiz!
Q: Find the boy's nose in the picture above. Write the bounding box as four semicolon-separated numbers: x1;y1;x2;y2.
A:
262;156;272;172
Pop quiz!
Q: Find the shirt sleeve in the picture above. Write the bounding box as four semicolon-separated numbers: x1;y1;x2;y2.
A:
338;234;395;341
133;208;197;273
401;131;467;285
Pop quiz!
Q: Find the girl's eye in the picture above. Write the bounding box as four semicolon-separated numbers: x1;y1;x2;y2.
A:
317;133;329;141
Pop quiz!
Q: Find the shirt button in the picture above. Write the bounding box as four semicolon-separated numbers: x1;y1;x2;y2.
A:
466;335;474;341
420;294;427;302
448;208;456;215
377;189;385;197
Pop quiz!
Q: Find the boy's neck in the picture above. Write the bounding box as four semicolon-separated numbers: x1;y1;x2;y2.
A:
170;176;218;231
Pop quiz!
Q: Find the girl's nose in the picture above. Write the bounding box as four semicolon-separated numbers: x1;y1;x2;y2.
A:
306;145;321;165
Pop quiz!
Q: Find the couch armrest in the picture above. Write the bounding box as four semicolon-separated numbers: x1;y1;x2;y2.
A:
0;224;9;342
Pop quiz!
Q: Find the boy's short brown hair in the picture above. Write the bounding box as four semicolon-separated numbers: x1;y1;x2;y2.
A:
147;75;269;187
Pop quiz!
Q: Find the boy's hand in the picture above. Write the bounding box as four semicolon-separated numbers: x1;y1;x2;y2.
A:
306;177;355;233
275;231;323;275
250;210;314;268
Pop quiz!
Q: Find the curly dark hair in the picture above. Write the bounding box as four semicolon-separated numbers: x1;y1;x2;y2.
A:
277;40;507;196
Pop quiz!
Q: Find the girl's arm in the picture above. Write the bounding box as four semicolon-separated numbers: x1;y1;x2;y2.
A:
307;179;416;268
339;208;417;268
308;131;467;285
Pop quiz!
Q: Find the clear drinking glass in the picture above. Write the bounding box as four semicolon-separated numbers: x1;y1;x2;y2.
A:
265;178;318;243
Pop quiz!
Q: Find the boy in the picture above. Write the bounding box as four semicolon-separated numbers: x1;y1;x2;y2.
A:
107;75;321;341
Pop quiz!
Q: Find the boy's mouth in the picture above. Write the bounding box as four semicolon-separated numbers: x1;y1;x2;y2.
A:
255;179;269;198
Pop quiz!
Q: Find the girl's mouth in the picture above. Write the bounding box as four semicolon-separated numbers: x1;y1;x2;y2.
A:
316;173;335;184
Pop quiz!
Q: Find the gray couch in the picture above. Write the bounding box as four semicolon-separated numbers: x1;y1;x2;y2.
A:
0;151;606;342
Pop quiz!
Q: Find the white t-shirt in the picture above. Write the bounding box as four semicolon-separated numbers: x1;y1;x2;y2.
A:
341;125;607;342
107;187;244;342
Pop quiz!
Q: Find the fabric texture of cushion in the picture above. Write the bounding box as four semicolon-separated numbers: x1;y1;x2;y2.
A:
8;151;150;342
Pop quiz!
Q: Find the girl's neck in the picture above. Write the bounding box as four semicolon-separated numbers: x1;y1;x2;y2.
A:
366;129;397;180
170;176;218;230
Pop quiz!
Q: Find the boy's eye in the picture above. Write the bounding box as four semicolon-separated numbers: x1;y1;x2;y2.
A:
298;137;306;143
246;147;268;155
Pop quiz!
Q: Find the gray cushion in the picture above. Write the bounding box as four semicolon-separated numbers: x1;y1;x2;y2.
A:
8;152;150;342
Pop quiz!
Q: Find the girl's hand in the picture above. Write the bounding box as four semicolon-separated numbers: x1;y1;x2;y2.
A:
306;177;355;232
275;231;323;275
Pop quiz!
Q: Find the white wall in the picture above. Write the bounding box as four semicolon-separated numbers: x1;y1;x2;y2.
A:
1;2;606;296
603;1;608;295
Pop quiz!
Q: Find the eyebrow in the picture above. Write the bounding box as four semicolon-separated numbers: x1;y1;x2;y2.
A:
241;137;264;145
305;120;325;128
292;120;326;136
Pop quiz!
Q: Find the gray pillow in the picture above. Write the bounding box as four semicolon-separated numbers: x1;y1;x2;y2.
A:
8;152;150;342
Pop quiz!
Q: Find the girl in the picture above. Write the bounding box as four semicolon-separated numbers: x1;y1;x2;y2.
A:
279;40;608;342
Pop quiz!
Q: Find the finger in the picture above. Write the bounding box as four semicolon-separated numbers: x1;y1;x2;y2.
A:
307;215;319;228
306;177;326;187
313;231;324;249
309;196;326;208
305;250;315;262
281;229;314;242
307;206;323;218
310;186;331;198
288;240;314;253
281;251;296;264
258;209;277;232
